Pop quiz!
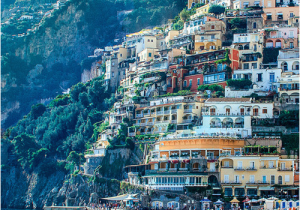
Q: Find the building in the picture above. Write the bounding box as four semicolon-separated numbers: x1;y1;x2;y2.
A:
220;154;295;197
141;137;245;192
194;98;274;138
264;27;298;49
190;4;210;19
278;72;299;104
277;48;299;73
263;3;299;26
138;48;159;62
130;96;202;136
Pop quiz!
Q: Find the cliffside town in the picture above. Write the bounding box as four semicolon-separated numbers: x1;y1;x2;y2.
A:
83;0;299;207
2;0;300;208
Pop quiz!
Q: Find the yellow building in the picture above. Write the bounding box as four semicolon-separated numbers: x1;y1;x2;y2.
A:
137;48;159;62
141;137;245;191
191;4;210;19
131;96;203;135
194;20;225;52
220;154;295;197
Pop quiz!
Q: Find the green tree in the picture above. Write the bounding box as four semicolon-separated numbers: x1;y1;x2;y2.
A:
180;9;189;22
229;18;247;30
79;92;90;107
30;104;46;119
208;5;225;16
66;151;84;171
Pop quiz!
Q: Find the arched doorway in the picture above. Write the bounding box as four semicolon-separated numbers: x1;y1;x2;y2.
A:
208;175;219;187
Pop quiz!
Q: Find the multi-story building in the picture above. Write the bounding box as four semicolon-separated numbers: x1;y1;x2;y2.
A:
277;48;299;73
264;27;298;49
141;137;245;191
194;98;274;138
107;101;135;129
190;4;211;19
232;68;281;93
231;33;264;70
262;0;299;26
129;96;203;136
278;72;299;104
220;154;295;197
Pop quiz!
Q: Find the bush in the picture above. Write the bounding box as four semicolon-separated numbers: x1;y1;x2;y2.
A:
227;79;252;89
208;5;225;15
30;104;46;119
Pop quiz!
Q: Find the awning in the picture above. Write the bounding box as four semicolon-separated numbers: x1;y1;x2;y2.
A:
254;1;260;4
267;13;272;16
259;186;275;191
243;2;249;5
277;12;283;15
101;194;138;201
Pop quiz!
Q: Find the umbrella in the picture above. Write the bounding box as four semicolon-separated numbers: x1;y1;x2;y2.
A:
243;197;250;203
268;196;278;200
258;198;266;202
230;197;240;203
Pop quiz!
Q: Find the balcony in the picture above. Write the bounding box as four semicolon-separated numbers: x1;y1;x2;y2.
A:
246;167;257;171
234;167;245;171
207;156;219;161
182;119;193;124
164;110;170;114
163;120;170;123
158;168;167;172
171;109;177;114
169;168;178;172
144;112;150;116
179;168;188;171
277;167;293;171
207;169;218;172
260;166;276;169
221;181;242;185
140;123;146;126
222;166;233;169
171;120;177;123
156;111;164;115
184;109;193;113
147;122;154;126
136;114;143;118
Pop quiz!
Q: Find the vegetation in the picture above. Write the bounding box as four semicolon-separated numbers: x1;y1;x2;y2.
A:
279;110;299;128
229;18;247;30
227;79;252;89
4;77;115;161
263;48;280;64
281;134;299;155
156;90;192;97
208;5;225;17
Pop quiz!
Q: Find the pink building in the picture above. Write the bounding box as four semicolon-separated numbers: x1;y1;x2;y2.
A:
264;27;298;49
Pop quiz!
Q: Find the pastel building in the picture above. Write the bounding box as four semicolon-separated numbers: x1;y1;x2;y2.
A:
232;33;264;70
278;72;299;104
277;48;299;73
220;155;295;197
194;98;274;138
264;27;298;49
143;137;245;191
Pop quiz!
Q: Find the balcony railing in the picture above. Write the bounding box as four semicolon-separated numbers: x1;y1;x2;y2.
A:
164;110;170;114
260;166;276;169
222;166;233;168
136;114;143;118
171;120;177;123
140;123;146;126
246;167;257;171
156;111;164;115
147;122;154;125
182;119;193;124
221;181;242;185
184;109;193;113
277;167;293;171
234;167;245;171
168;168;178;172
171;109;177;114
179;168;188;171
158;168;167;172
202;112;250;116
207;156;219;160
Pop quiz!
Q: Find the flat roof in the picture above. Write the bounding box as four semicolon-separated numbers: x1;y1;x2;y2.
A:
205;98;251;103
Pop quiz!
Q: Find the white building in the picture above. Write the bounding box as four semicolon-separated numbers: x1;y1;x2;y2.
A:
278;72;299;104
232;68;282;92
194;98;274;138
277;49;299;74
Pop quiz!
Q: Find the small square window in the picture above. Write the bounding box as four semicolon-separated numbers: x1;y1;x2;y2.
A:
262;109;267;113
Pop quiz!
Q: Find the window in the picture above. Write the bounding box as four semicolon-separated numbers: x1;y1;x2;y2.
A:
269;161;274;168
262;109;267;114
189;79;192;87
224;161;230;167
257;73;262;82
278;13;283;19
285;175;290;182
211;25;215;29
184;80;187;87
149;53;152;57
250;175;255;183
247;189;257;196
278;175;282;184
235;175;239;183
148;39;150;42
252;63;257;69
290;13;294;17
210;108;216;115
238;161;243;169
235;188;245;197
253;22;257;29
290;42;294;48
253;108;259;116
270;73;275;82
250;162;255;169
211;35;215;39
271;175;275;184
151;39;153;42
197;78;200;85
120;54;122;57
240;108;244;115
267;13;272;19
242;175;244;180
289;31;294;38
112;72;115;77
224;188;232;196
262;176;267;183
267;1;271;6
226;108;230;115
244;63;249;69
254;44;257;51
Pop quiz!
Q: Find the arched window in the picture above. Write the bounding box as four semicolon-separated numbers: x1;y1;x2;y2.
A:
253;22;257;29
278;175;282;184
281;62;288;71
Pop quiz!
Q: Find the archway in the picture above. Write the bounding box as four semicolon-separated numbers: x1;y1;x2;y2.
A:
281;62;288;71
292;61;299;70
208;175;219;187
275;39;282;48
266;40;273;48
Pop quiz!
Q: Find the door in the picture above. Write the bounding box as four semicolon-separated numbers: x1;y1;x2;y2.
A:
210;163;216;172
242;130;248;138
250;175;255;183
238;161;243;169
281;162;286;170
224;175;229;183
269;161;274;168
262;176;267;183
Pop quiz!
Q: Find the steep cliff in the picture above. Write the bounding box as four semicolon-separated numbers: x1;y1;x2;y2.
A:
1;147;142;209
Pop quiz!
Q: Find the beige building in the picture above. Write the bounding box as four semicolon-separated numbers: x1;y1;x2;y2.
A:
220;154;295;197
137;48;159;62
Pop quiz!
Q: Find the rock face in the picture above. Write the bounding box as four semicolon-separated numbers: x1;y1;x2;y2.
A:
1;0;125;129
1;148;142;209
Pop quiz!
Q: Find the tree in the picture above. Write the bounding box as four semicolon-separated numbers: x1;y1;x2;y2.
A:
79;92;89;107
229;18;247;30
197;85;210;91
66;151;84;171
179;9;189;22
30;104;46;119
208;5;225;16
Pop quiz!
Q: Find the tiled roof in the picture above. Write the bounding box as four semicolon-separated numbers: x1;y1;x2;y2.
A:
206;98;251;103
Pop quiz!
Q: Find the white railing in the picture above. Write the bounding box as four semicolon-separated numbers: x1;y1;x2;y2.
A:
182;119;192;123
171;109;177;114
184;109;193;113
136;114;143;118
169;168;177;172
171;120;177;123
156;111;164;115
164;110;170;114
